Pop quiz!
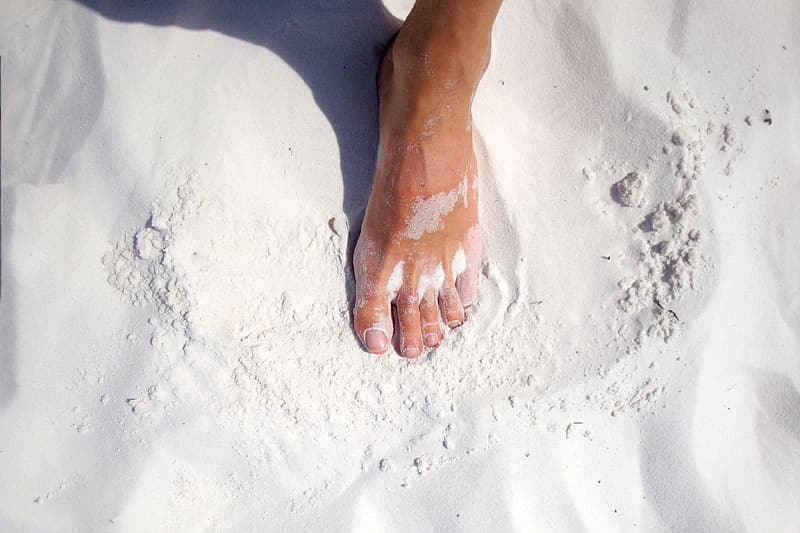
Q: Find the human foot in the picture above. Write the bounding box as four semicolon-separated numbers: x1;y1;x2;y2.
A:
353;5;498;357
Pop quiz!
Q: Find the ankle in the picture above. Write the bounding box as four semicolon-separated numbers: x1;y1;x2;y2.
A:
395;1;498;81
381;38;485;131
391;29;491;94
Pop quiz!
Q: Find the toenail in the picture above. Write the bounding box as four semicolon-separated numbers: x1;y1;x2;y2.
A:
424;332;439;346
363;328;389;353
447;320;463;329
402;346;421;358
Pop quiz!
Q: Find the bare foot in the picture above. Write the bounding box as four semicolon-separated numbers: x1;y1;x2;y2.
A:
353;9;497;357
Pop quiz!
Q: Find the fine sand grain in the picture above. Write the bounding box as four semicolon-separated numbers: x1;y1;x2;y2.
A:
1;0;799;531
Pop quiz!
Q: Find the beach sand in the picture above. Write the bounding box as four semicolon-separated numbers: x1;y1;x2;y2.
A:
1;0;799;531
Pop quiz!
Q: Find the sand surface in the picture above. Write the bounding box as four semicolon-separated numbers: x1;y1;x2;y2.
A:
2;0;799;531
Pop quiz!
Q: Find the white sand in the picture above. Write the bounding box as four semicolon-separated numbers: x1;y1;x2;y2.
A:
2;0;799;531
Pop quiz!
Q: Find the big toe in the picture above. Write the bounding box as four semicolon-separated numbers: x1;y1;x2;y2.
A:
354;293;392;354
363;327;390;353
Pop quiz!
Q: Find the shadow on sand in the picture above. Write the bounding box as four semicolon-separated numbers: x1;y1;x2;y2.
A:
73;0;401;330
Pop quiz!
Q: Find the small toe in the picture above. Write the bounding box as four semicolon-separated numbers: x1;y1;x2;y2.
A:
439;283;465;329
457;227;482;308
456;268;478;308
396;289;423;358
420;289;442;347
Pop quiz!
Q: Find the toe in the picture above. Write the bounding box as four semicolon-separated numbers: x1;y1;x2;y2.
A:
456;227;482;308
363;326;390;354
396;289;423;358
439;283;465;329
353;282;392;354
353;238;396;354
420;289;442;347
456;267;478;308
354;292;393;355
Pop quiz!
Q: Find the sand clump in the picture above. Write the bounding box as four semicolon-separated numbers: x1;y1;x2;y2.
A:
612;171;647;207
619;192;708;342
582;86;718;349
103;178;202;337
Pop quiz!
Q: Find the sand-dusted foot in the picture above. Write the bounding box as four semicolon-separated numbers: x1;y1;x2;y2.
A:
353;3;499;356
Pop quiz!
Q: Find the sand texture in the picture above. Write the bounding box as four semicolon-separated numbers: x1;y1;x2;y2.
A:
1;0;799;531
